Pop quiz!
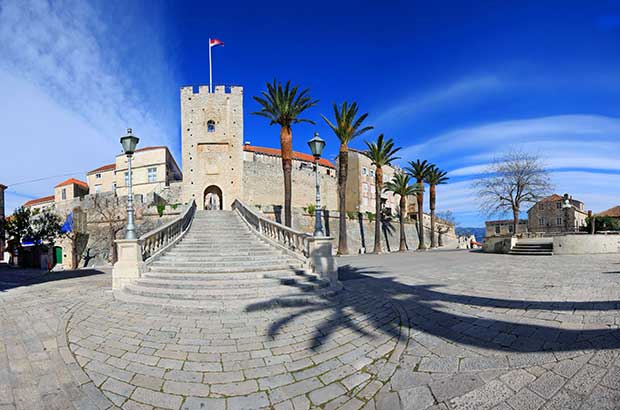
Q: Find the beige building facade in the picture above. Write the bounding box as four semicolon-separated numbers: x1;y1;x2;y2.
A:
485;219;528;237
527;194;587;234
179;85;337;211
86;146;182;198
342;149;402;215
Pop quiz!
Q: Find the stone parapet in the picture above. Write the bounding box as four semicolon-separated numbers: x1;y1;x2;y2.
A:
112;239;145;290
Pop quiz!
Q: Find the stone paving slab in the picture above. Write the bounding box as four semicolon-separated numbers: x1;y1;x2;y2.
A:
1;251;620;409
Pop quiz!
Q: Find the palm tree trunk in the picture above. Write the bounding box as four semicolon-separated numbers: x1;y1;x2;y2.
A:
430;184;437;248
337;145;348;255
399;196;407;251
280;126;293;227
373;167;383;253
417;178;425;250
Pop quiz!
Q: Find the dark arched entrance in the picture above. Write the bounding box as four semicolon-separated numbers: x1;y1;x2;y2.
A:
204;185;223;210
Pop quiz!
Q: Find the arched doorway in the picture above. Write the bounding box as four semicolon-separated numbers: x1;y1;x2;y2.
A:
204;185;223;210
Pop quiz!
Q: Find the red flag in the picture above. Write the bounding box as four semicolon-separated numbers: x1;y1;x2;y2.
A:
210;38;224;48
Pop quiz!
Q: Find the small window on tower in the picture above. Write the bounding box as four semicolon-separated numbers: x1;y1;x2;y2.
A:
207;120;215;132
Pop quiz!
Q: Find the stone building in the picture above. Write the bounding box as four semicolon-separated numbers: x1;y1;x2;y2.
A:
86;146;182;198
485;219;528;237
180;85;337;211
527;193;588;234
341;148;402;215
23;195;55;212
55;178;89;203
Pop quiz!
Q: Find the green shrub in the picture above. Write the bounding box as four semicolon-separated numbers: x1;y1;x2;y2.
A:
365;211;376;222
346;211;357;220
156;203;165;217
304;204;317;215
170;203;179;210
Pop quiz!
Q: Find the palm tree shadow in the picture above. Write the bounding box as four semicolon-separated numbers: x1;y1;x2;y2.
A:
245;264;620;353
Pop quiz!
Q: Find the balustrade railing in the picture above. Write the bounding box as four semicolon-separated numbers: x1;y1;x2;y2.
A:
140;200;196;262
232;199;312;259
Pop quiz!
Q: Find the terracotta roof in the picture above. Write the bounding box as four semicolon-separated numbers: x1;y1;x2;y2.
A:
243;145;335;169
55;178;89;189
596;205;620;217
538;194;564;203
87;163;116;175
24;195;54;207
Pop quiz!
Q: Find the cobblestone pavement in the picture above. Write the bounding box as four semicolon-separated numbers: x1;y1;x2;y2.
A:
1;250;620;409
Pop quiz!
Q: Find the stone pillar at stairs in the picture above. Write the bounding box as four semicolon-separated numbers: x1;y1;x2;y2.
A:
308;237;339;285
112;239;146;290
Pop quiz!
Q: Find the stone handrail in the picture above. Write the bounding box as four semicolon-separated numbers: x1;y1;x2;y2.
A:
232;199;312;259
140;200;196;262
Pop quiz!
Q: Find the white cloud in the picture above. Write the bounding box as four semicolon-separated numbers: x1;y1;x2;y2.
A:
0;0;176;213
374;76;503;125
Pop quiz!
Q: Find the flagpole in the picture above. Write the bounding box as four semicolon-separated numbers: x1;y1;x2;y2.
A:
208;38;213;93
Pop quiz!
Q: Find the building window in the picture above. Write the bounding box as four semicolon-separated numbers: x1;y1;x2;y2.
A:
207;120;215;132
362;197;368;206
556;202;561;209
539;203;544;210
112;183;116;193
539;217;545;225
148;167;157;183
124;172;129;186
362;167;368;176
556;217;562;225
370;184;375;193
362;182;368;192
61;188;66;200
370;170;375;178
508;225;513;233
495;225;500;234
95;185;101;193
95;173;101;179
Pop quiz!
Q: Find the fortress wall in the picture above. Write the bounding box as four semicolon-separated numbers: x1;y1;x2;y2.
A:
242;159;338;210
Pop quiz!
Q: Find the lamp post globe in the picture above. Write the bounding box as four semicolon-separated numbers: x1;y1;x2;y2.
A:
121;128;140;240
308;132;326;237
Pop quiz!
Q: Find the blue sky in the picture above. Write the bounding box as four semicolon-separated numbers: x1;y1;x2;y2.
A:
2;0;620;226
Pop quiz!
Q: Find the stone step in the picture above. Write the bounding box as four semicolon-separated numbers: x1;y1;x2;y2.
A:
134;275;328;290
122;281;334;301
156;253;284;262
172;242;269;249
508;251;553;256
160;250;278;258
142;270;306;281
151;257;295;268
149;263;303;274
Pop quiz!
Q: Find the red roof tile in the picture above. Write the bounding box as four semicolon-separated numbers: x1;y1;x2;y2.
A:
24;195;55;207
243;145;335;169
596;205;620;217
87;163;116;175
55;178;89;189
538;194;564;203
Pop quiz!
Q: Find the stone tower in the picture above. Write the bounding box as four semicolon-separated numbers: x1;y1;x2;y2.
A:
180;85;244;210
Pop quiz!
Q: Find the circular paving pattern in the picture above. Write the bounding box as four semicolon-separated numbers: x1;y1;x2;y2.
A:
66;291;407;409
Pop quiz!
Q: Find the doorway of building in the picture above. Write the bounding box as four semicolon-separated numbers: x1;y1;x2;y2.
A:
204;185;223;210
54;246;63;265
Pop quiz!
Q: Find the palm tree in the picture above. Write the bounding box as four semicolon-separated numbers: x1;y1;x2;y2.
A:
406;159;432;250
253;80;318;227
384;172;419;252
425;166;449;248
322;102;373;255
364;134;401;254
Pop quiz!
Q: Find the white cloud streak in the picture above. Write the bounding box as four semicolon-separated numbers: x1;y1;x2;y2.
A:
0;0;176;213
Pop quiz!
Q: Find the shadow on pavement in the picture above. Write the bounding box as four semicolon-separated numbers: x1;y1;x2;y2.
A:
0;263;107;292
246;264;620;353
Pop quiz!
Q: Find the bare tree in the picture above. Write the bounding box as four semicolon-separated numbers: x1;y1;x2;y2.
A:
92;195;126;264
62;207;89;269
473;150;553;233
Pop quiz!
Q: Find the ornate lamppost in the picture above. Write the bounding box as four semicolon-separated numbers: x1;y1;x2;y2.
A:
308;132;326;237
562;193;572;233
120;128;140;239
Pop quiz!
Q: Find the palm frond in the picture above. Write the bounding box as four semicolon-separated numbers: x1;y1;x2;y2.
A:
252;79;318;127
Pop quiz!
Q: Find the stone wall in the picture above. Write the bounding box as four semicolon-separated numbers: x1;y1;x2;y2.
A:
258;206;457;253
553;234;620;254
243;160;338;211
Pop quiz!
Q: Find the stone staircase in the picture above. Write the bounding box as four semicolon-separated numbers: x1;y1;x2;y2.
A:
115;210;337;310
509;239;553;256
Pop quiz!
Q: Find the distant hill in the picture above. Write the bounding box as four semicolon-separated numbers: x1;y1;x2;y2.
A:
456;227;485;240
